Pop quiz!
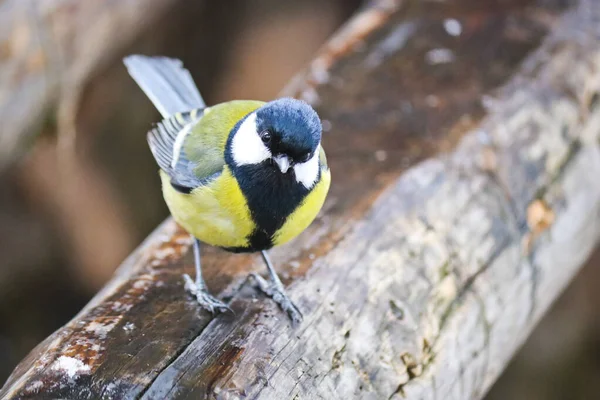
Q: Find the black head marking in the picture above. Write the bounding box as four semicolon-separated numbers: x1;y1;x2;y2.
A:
255;98;322;162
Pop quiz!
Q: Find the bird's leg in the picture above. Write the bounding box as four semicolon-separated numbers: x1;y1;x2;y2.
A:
251;251;303;324
183;238;231;314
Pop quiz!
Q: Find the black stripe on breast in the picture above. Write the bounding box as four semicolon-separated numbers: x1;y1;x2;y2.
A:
233;160;309;251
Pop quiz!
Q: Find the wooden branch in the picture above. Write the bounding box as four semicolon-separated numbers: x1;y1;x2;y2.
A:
3;0;600;398
0;0;177;170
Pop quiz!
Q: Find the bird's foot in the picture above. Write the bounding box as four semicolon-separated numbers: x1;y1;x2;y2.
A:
250;273;303;325
183;274;232;314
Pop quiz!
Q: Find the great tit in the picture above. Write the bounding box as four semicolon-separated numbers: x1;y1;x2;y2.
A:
124;55;330;323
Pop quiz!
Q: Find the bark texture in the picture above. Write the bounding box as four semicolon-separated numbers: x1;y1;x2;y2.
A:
3;0;600;399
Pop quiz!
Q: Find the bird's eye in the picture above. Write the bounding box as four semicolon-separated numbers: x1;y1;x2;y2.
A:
260;130;272;144
300;153;312;163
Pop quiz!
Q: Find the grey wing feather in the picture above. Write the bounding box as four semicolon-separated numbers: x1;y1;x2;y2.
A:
147;109;216;189
124;55;205;118
124;55;215;190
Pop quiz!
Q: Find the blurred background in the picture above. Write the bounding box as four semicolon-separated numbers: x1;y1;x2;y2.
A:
1;0;599;398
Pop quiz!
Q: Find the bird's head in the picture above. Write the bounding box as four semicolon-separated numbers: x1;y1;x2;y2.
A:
227;98;322;188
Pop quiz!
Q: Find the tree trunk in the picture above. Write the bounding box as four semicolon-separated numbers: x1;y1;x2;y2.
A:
2;0;600;398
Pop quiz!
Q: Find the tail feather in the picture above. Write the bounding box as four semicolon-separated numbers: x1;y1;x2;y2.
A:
123;55;205;118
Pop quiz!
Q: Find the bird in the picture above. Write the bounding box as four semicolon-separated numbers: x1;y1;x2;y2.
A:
123;55;330;323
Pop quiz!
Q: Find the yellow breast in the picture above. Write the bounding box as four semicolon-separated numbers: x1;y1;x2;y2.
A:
161;168;254;248
272;168;331;246
161;166;331;250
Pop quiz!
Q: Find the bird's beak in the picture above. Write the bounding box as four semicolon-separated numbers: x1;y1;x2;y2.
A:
273;155;291;173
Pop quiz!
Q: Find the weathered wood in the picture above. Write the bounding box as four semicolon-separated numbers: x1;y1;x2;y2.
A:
0;0;177;170
3;0;600;398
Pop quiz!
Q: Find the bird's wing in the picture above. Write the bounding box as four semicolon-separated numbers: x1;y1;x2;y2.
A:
149;101;267;192
124;55;267;192
147;109;216;192
124;54;217;191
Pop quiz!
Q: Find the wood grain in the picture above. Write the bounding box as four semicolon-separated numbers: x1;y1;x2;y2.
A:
3;0;600;399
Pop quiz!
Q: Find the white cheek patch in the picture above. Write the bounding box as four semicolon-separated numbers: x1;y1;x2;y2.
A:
231;113;271;166
294;151;320;189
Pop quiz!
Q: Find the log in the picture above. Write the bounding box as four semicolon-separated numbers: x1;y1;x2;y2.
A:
0;0;177;170
3;0;600;398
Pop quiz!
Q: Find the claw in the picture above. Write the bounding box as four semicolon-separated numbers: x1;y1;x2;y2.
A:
183;274;232;314
250;273;303;325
